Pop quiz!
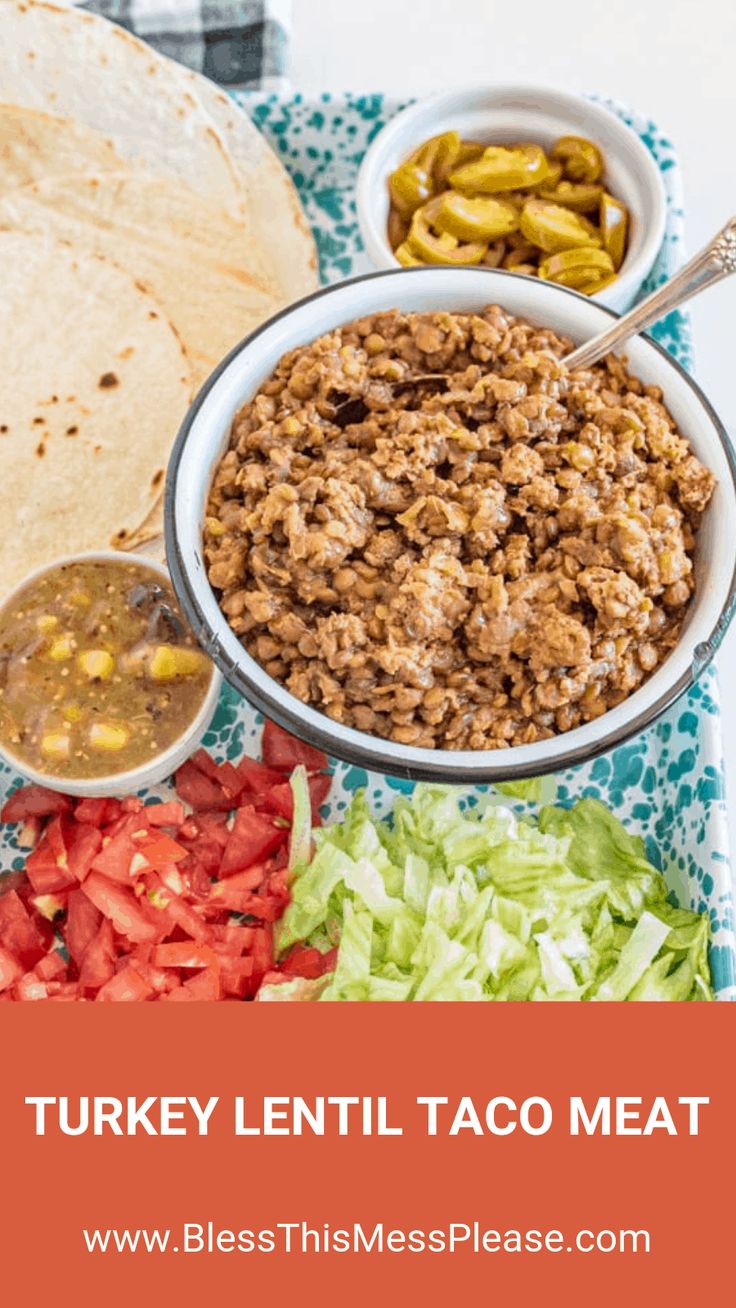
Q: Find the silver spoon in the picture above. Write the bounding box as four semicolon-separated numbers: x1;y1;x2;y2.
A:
565;216;736;371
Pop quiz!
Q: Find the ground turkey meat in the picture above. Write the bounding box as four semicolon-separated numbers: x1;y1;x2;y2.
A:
204;305;716;750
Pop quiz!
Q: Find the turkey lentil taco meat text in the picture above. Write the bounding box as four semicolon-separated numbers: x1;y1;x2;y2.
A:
204;305;715;751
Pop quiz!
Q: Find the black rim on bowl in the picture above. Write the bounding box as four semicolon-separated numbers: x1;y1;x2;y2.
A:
165;266;736;784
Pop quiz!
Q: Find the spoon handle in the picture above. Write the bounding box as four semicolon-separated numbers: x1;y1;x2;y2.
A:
565;216;736;371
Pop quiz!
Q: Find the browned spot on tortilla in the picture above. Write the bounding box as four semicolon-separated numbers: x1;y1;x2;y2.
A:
148;311;158;320
98;372;119;389
151;469;164;488
118;346;135;360
32;416;45;425
93;445;102;454
0;425;8;434
66;426;78;436
36;442;45;458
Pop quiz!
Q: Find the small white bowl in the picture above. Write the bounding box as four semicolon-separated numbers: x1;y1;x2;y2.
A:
165;266;736;785
0;551;221;797
356;85;667;313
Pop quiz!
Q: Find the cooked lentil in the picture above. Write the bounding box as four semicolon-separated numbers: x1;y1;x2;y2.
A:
204;305;716;751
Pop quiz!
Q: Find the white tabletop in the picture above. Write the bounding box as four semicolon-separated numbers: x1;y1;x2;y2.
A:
291;0;736;857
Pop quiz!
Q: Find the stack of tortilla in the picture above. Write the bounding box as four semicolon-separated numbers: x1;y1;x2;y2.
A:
0;0;317;590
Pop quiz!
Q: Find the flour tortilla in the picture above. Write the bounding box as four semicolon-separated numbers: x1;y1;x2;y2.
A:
0;231;193;592
179;64;319;301
0;170;285;386
0;0;243;215
0;102;122;194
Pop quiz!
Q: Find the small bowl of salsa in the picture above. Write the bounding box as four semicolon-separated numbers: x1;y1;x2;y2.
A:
0;552;221;795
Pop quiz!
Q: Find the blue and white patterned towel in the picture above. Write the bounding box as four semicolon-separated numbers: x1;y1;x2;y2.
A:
80;0;291;88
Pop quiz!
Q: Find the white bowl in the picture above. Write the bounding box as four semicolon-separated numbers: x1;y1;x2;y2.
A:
165;266;736;785
356;85;667;313
0;551;222;797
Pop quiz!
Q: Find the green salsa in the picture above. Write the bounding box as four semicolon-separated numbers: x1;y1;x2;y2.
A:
0;559;213;781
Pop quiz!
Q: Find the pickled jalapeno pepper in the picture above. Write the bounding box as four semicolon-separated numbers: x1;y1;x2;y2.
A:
550;135;604;184
600;192;629;270
520;200;601;253
386;127;629;293
450;143;549;194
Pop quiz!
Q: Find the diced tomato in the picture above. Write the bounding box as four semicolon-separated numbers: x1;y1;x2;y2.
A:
261;719;328;774
308;772;332;816
190;750;244;799
78;919;115;990
0;945;23;992
28;891;67;922
280;945;337;979
74;798;116;828
25;832;76;895
46;983;83;1001
144;872;212;943
193;812;230;845
218;954;254;998
264;865;291;913
175;760;232;812
121;797;145;814
34;949;67;982
126;958;171;995
213;922;255;952
65;889;102;968
1;784;71;825
219;806;286;877
96;964;153;1002
251;925;274;979
0;889;48;969
210;864;264;896
153;942;219;969
14;972;48;1001
89;825;143;883
136;833;188;868
175;856;212;900
181;966;220;1001
66;822;103;882
258;772;332;824
17;817;42;849
256;781;292;820
237;756;287;794
82;873;160;944
144;801;185;828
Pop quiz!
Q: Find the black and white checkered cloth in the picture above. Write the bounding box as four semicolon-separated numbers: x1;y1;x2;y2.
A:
80;0;290;88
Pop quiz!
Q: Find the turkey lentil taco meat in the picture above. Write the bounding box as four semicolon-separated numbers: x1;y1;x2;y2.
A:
205;304;716;751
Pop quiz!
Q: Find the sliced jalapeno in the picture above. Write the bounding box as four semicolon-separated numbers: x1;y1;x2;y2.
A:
407;201;488;265
435;193;519;242
394;241;425;267
450;143;549;194
388;207;409;248
538;246;615;288
410;130;462;186
520;200;601;253
577;272;618;296
388;162;434;217
536;181;603;213
600;192;629;270
551;135;604;184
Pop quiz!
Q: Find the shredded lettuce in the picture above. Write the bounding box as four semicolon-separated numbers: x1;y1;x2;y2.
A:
287;764;312;873
274;787;713;1002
